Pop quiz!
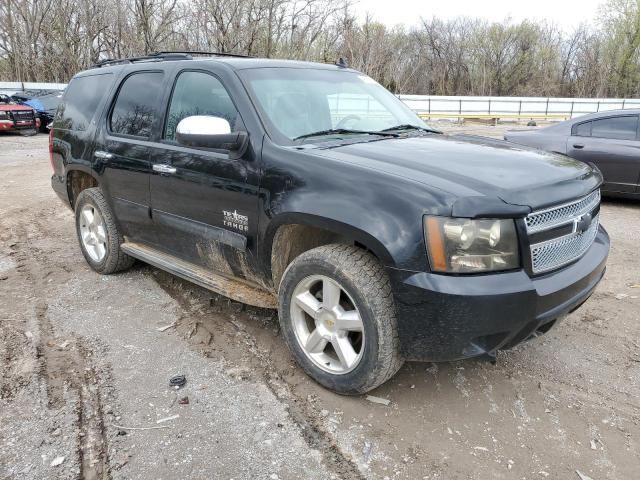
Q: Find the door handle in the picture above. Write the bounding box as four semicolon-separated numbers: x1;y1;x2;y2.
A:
94;150;113;159
153;164;177;174
573;144;584;149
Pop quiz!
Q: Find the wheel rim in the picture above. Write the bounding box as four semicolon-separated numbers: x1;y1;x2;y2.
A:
290;275;365;375
79;204;107;262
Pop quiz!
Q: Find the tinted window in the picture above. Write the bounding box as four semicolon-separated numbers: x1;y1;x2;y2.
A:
573;121;591;137
590;116;638;140
53;74;112;131
110;72;163;138
165;71;238;141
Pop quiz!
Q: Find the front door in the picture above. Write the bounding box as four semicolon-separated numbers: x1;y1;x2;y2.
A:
147;69;264;286
567;114;640;194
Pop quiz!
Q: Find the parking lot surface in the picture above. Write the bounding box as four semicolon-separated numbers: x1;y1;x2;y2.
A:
1;128;639;479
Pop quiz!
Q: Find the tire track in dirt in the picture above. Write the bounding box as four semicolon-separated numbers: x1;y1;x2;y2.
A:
1;204;112;480
152;271;366;480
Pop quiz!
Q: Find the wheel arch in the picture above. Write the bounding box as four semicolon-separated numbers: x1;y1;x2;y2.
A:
66;166;100;209
264;212;394;290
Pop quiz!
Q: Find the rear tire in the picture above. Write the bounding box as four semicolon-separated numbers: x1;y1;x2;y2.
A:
278;244;404;394
74;187;134;274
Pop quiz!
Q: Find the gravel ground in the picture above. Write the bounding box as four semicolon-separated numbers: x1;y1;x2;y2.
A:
0;125;638;480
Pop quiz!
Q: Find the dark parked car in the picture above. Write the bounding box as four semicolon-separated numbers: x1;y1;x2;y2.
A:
50;52;609;393
505;110;640;198
24;91;63;132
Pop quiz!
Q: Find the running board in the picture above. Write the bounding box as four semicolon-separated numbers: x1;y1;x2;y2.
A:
120;242;277;309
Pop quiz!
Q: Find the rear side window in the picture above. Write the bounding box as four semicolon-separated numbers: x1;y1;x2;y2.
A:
572;121;591;137
164;71;238;141
110;72;163;138
590;115;638;140
54;73;113;131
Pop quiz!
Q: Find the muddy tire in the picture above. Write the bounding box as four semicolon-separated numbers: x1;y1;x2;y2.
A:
278;244;404;394
74;187;134;274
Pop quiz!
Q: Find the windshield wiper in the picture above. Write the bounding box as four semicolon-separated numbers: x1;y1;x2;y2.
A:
293;128;399;141
380;124;441;134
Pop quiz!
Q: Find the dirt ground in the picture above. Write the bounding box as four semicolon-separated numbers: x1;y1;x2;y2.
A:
1;125;638;480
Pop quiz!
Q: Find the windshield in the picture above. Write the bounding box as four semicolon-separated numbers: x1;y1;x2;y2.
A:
238;68;429;144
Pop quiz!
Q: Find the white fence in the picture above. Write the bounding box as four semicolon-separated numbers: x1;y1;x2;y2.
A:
1;79;638;122
0;81;66;94
398;95;640;120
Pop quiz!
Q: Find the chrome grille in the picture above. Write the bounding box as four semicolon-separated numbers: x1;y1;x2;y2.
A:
531;215;599;274
527;190;601;274
525;189;600;234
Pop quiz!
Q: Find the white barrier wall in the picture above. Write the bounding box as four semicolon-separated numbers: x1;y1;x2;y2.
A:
1;79;638;120
0;81;66;93
398;95;640;119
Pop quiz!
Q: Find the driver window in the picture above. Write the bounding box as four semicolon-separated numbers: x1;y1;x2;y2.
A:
165;71;238;141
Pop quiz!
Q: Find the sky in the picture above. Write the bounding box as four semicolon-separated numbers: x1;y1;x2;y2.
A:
354;0;604;31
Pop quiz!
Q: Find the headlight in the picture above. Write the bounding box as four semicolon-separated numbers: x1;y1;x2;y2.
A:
424;216;520;273
0;111;7;118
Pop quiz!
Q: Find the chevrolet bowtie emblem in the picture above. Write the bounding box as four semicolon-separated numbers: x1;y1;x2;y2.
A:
575;212;593;234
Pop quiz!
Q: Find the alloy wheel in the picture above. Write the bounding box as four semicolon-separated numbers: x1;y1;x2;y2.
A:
290;274;365;374
79;204;107;262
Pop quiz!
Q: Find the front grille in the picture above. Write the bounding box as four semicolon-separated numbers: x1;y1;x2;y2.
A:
525;189;600;233
11;110;34;121
526;190;601;274
530;214;599;273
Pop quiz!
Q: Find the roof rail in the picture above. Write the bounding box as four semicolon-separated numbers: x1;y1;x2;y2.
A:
91;50;250;68
153;50;251;58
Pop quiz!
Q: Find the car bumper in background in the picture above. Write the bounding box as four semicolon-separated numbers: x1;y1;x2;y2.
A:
389;226;610;362
0;118;40;131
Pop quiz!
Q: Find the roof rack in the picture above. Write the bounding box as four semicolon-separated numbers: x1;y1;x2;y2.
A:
91;51;250;68
153;50;251;58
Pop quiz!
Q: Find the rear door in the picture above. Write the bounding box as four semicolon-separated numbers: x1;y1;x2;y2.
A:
567;114;640;194
93;70;166;244
146;68;264;284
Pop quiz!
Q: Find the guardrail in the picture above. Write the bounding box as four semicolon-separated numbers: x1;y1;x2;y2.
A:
1;81;638;123
398;95;640;121
0;81;66;93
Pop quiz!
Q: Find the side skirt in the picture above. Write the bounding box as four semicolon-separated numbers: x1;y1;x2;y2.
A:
120;242;277;309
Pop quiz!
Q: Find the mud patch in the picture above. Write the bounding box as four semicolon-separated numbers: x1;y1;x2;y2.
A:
152;270;365;479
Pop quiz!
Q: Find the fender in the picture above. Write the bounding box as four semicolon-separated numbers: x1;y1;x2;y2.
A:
263;211;395;268
258;139;455;274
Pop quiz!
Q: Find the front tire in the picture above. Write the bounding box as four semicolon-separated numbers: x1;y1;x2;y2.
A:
74;187;134;274
278;244;404;394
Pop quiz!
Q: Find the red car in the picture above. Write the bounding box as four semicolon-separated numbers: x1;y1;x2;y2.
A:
0;94;40;134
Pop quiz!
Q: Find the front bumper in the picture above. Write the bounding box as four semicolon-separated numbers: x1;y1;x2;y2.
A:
389;226;609;362
0;118;40;131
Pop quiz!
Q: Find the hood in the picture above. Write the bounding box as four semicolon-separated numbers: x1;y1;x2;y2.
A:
24;99;44;111
310;134;601;214
0;104;34;112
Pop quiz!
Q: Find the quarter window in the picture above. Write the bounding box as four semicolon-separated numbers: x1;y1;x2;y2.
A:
110;72;163;138
590;116;638;140
165;71;238;141
53;73;113;131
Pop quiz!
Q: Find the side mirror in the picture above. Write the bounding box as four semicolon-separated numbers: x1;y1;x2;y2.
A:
175;116;248;155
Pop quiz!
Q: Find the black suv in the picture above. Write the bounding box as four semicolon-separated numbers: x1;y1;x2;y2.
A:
50;52;609;394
